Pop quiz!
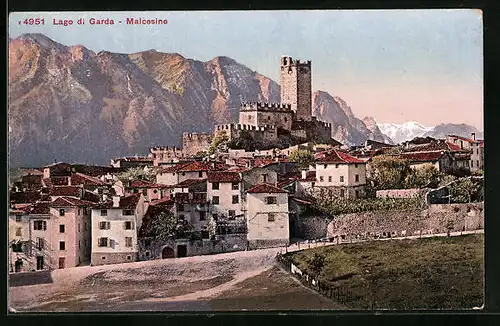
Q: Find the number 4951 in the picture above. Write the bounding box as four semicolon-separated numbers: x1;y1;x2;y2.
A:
24;18;45;25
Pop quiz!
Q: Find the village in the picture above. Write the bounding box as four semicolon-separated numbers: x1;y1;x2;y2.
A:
8;56;484;275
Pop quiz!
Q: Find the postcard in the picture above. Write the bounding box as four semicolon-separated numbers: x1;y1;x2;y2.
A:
8;10;483;312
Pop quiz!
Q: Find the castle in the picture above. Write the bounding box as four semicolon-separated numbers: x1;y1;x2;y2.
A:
150;56;337;164
214;55;335;149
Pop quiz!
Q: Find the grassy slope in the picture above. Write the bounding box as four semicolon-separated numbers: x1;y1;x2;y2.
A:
288;234;484;310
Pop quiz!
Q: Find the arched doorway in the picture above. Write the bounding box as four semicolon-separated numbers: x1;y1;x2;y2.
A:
161;246;175;259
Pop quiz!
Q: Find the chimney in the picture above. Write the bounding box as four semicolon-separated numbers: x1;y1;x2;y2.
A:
301;170;307;179
471;132;476;141
67;176;71;186
112;196;120;208
247;159;254;168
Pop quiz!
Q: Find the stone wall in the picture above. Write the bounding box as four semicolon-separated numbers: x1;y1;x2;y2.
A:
137;234;248;261
91;252;138;266
248;238;288;250
326;202;484;240
376;188;427;199
296;216;332;239
182;132;212;156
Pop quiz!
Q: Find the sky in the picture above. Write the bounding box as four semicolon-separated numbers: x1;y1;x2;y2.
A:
9;10;483;130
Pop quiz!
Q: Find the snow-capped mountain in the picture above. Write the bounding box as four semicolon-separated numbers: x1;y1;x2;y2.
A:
378;121;434;144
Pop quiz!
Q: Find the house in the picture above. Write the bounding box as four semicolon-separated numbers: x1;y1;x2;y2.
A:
245;183;290;249
156;161;215;186
207;171;243;221
90;194;147;266
124;179;170;201
397;150;454;173
9;206;33;272
446;133;484;171
110;156;154;169
49;197;94;268
313;150;367;199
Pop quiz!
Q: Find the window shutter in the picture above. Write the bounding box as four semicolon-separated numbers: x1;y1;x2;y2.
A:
107;221;111;230
131;222;135;229
43;221;47;231
124;222;127;230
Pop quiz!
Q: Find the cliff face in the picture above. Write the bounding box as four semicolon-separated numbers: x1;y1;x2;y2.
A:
312;91;393;146
9;33;389;167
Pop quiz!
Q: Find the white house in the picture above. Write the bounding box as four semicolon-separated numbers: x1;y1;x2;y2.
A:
245;183;289;249
91;194;146;266
156;161;213;186
314;149;367;199
207;171;243;221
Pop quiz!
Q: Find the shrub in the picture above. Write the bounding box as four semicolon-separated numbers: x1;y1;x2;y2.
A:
289;149;315;170
312;197;425;216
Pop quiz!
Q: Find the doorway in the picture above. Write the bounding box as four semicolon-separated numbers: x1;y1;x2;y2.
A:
58;257;65;269
177;245;187;258
36;256;44;270
161;246;175;259
15;259;23;273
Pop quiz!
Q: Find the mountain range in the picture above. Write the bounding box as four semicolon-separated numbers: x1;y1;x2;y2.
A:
8;33;482;167
378;122;483;144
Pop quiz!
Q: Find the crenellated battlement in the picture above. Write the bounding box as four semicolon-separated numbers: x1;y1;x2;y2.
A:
215;123;277;132
280;55;311;68
182;132;212;139
150;146;183;152
240;102;292;112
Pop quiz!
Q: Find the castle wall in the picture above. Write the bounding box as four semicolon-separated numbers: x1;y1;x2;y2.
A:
214;124;278;148
239;102;293;130
182;132;213;157
150;146;185;166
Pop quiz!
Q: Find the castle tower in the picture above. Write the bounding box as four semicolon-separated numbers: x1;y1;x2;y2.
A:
280;55;312;121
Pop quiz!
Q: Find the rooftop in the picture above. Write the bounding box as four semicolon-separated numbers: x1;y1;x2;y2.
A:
51;196;96;207
315;150;366;164
207;171;241;183
246;183;288;194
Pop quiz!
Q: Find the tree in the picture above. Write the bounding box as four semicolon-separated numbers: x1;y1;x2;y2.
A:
289;149;315;170
208;132;229;155
449;178;477;203
403;164;442;189
117;167;155;184
142;211;193;241
370;156;412;189
309;253;325;276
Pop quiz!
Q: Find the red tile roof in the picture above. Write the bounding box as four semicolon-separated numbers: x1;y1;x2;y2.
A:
150;197;174;207
9;191;42;203
22;168;44;176
160;162;196;173
49;186;83;197
28;202;51;214
51;197;96;207
246;183;288;194
399;151;446;162
93;193;141;209
207;171;241;183
277;179;295;188
173;179;207;188
447;135;475;143
291;197;314;205
129;180;169;188
315;150;365;164
70;172;106;186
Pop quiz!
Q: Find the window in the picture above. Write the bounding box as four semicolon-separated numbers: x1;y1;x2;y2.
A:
78;224;80;232
178;204;184;212
99;221;110;230
145;239;152;247
335;164;339;168
59;225;65;233
59;241;66;251
12;242;23;252
123;209;134;216
15;215;22;222
212;214;218;221
212;182;220;190
85;222;88;231
355;164;358;168
228;210;235;219
340;189;345;198
78;208;81;215
268;213;276;222
178;215;185;221
153;189;158;194
261;174;268;183
355;190;360;198
199;211;206;221
266;197;277;205
232;182;239;190
212;196;219;205
145;251;150;257
34;220;47;231
324;164;327;169
268;116;271;121
311;182;315;187
101;256;106;260
319;176;324;182
328;176;332;182
127;255;132;260
142;189;147;195
471;161;474;168
125;237;133;247
199;171;203;178
340;176;344;182
477;160;479;167
101;209;107;216
124;221;133;230
59;209;65;216
284;117;288;122
98;237;108;247
16;228;22;236
232;195;239;204
355;174;359;182
78;240;80;249
36;237;44;250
